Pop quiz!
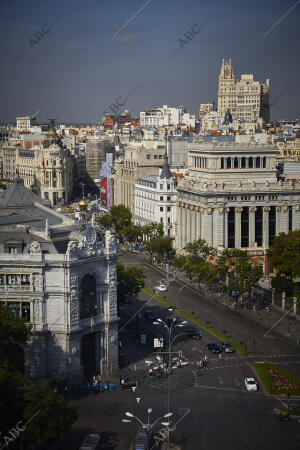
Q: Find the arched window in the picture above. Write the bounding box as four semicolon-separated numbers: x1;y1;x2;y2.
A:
241;157;246;168
256;157;260;168
227;157;231;169
262;156;266;168
80;274;97;320
234;157;238;169
249;157;253;168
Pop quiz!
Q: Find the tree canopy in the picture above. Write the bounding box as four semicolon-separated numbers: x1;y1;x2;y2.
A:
174;239;216;283
0;306;32;370
146;235;173;257
141;222;164;239
0;306;78;448
267;230;300;278
117;262;145;304
97;204;132;235
216;248;263;298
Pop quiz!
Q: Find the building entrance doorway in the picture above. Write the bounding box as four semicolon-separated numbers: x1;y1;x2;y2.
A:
81;332;97;380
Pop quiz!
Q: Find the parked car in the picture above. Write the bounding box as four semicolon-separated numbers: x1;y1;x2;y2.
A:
220;342;235;353
144;311;155;320
206;343;222;353
155;284;167;292
244;378;258;391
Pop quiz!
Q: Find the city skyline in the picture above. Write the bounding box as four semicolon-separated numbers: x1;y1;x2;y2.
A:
0;0;299;123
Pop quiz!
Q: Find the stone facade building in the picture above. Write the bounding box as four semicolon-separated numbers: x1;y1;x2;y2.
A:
114;141;167;214
0;178;119;383
134;154;177;238
217;59;270;123
175;141;300;273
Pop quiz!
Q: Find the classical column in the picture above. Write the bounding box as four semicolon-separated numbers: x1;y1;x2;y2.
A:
280;205;289;234
263;206;270;248
194;207;197;241
292;205;300;230
202;207;213;245
234;207;243;248
249;207;257;248
224;207;229;248
195;207;201;240
275;206;281;235
182;204;187;248
216;206;225;247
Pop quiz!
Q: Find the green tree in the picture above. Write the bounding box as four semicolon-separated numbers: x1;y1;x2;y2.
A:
0;307;78;448
0;305;32;370
174;239;216;284
122;224;141;242
267;230;300;278
141;222;163;240
97;204;132;235
117;262;145;305
216;249;263;300
146;236;172;257
271;274;294;296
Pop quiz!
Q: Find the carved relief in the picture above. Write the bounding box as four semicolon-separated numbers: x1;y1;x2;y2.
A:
281;205;288;213
218;207;224;215
70;274;79;322
29;241;42;254
32;273;43;292
263;206;271;212
293;205;300;212
235;207;243;213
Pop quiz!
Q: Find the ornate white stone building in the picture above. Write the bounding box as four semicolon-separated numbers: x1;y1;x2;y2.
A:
175;141;300;273
134;154;177;238
0;179;118;383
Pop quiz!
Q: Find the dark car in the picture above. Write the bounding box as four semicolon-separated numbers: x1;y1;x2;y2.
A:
220;341;236;353
144;311;155;320
206;343;222;353
187;328;202;340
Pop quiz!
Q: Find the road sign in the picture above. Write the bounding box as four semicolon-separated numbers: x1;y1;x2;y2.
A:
154;338;163;348
141;334;146;344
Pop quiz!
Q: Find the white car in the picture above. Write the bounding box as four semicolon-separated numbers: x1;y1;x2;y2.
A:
155;284;167;292
244;378;258;391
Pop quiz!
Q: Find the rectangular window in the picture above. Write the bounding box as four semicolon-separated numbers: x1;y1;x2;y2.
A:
160;196;163;201
160;184;163;189
168;217;170;223
167;196;171;201
160;217;163;223
160;206;163;211
167;184;170;190
146;154;151;159
167;206;171;212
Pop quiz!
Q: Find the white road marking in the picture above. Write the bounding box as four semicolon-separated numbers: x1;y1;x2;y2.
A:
192;370;198;388
218;377;223;385
234;378;240;387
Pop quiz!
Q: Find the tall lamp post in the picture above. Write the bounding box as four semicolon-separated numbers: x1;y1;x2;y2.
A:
177;281;193;310
153;316;187;420
122;408;173;450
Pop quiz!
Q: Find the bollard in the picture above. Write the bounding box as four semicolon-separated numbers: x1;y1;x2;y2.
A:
282;291;286;311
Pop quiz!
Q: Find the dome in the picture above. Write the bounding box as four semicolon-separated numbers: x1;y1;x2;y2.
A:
78;199;88;210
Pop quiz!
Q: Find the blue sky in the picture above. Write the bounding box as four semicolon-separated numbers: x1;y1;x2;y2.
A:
0;0;299;123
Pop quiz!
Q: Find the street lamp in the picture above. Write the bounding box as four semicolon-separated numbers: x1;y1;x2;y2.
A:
177;282;193;310
122;408;173;449
154;315;187;422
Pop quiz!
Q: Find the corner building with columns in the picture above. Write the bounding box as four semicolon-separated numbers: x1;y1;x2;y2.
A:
175;141;300;273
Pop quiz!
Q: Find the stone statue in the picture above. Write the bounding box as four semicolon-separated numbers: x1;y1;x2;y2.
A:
29;241;42;254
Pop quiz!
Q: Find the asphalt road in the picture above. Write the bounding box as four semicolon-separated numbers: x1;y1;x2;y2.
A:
120;251;300;378
53;251;300;450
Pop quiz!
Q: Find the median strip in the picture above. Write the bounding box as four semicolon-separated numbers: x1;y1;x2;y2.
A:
142;287;254;357
251;362;300;396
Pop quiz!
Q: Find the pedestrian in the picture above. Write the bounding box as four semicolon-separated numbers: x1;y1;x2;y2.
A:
253;305;256;312
119;341;122;348
97;374;101;384
149;368;153;376
204;355;207;363
219;352;222;360
199;359;202;368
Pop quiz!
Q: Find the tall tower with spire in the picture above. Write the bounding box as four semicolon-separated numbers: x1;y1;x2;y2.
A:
218;59;235;117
